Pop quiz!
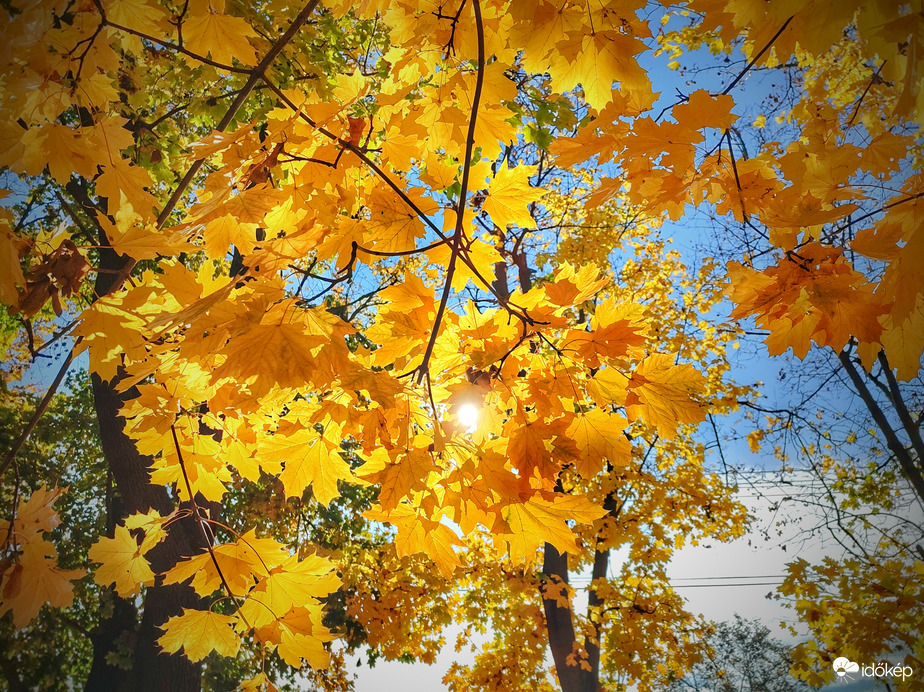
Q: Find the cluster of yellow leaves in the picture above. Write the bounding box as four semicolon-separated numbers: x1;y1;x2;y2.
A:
536;0;924;385
726;244;886;359
644;2;924;381
3;0;910;683
0;486;84;628
683;0;924;127
88;508;340;668
781;556;924;689
104;256;706;581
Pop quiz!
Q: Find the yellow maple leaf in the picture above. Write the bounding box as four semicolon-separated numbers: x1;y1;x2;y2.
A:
124;509;171;553
182;10;259;66
362;186;437;253
565;409;631;478
0;539;84;628
377;272;433;312
201;213;259;257
261;423;356;506
1;484;64;542
158;609;241;662
241;554;340;627
626;353;706;439
482;163;543;230
163;529;289;597
673;90;737;130
94;158;157;215
550;31;650;110
420;152;458;190
256;606;335;669
103;0;168;35
211;302;333;396
542;263;609;307
498;494;606;564
367;446;436;511
88;525;155;597
506;420;556;485
106;207;189;260
364;505;463;578
881;298;924;381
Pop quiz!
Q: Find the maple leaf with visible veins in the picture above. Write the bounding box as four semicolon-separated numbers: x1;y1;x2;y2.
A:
158;609;242;662
88;525;156;597
482;163;544;230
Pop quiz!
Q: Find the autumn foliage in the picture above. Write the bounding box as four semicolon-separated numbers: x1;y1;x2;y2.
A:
0;0;922;690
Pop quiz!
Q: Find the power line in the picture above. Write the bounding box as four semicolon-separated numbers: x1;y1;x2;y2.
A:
670;574;786;581
671;582;781;588
565;574;788;589
569;574;786;583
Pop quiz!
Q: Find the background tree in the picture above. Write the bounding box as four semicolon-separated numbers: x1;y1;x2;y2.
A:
661;616;811;692
656;2;924;687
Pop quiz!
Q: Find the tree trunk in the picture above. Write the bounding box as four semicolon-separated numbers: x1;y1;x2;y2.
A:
83;593;137;692
91;373;207;692
542;543;598;692
87;375;205;692
86;243;207;692
510;233;598;692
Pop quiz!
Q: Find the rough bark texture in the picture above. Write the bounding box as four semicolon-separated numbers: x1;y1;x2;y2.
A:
91;369;207;692
83;594;137;692
86;245;207;692
542;544;597;692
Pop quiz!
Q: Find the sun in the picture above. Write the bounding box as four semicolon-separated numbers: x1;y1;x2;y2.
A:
457;403;480;431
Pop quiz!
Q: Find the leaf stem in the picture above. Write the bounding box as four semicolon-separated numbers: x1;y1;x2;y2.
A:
170;424;251;629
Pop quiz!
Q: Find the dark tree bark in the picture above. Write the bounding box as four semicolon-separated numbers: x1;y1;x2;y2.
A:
85;243;208;692
90;365;208;692
83;593;137;692
0;655;27;692
542;544;598;692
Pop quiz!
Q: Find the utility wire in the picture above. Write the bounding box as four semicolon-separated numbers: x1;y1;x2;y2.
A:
671;582;781;588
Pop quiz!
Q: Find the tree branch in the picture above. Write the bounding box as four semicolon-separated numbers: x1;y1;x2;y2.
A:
413;0;485;383
259;79;535;327
0;347;74;478
838;347;924;503
876;351;924;470
720;16;794;95
156;0;321;227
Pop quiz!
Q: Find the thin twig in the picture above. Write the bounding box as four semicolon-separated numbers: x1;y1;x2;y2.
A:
839;346;924;503
0;347;75;478
846;60;886;128
3;1;321;479
412;0;485;383
170;424;251;628
156;0;321;228
259;79;534;326
721;16;794;95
